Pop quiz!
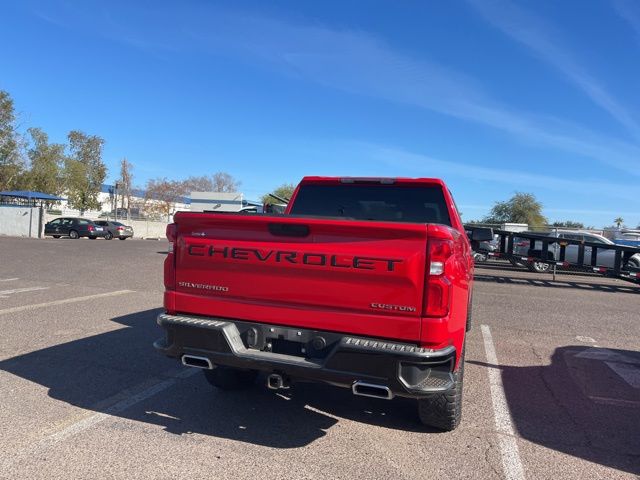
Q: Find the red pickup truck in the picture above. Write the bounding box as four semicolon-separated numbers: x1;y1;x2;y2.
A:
155;177;488;431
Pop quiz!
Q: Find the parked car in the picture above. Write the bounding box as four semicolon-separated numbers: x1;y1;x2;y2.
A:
94;220;134;240
613;232;640;248
513;230;640;273
44;217;107;239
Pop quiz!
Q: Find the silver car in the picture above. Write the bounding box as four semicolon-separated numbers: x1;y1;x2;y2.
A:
513;230;640;273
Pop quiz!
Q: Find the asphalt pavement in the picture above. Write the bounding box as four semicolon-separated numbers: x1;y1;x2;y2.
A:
0;236;638;479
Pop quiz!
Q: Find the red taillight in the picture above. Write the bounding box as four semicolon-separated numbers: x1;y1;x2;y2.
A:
166;223;176;243
425;238;454;317
164;223;177;291
88;225;94;232
117;226;124;231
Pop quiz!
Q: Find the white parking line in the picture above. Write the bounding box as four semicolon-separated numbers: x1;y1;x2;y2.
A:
0;290;134;316
575;336;596;343
47;368;198;443
0;368;198;471
588;396;640;408
0;278;19;282
0;286;49;297
481;324;525;480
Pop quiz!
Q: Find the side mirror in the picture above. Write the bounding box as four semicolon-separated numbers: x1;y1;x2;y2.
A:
470;227;493;242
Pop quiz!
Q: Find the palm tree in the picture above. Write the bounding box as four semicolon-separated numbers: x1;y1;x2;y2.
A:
614;217;624;228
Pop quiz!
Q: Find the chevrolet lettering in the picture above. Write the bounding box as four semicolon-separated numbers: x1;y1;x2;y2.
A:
187;244;403;272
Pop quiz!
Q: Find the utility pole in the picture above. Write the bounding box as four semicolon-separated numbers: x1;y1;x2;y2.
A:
114;182;121;221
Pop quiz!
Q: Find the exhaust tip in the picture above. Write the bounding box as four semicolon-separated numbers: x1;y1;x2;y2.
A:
181;355;213;369
267;373;289;390
352;381;393;400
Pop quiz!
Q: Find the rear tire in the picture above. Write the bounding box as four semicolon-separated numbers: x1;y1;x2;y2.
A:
119;237;127;240
417;348;464;431
52;235;60;239
89;236;96;240
203;366;257;390
69;230;79;239
104;232;113;240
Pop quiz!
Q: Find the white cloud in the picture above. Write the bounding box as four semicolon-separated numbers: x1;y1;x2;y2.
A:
467;0;640;141
27;2;640;177
346;141;640;203
614;0;640;45
189;10;640;176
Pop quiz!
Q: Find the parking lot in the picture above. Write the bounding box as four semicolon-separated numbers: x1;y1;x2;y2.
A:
0;237;638;479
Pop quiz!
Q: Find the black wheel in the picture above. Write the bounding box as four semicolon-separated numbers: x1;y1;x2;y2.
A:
528;261;551;273
69;230;79;239
119;237;127;240
104;232;113;240
89;236;97;240
417;348;464;431
203;366;257;390
52;235;60;239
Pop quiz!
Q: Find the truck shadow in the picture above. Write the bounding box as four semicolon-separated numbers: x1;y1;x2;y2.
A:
0;308;426;450
469;345;640;476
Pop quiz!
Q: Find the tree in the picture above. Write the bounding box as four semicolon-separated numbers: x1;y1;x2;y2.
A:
0;90;25;190
551;220;584;229
25;128;65;195
261;183;296;205
483;192;547;227
614;217;624;229
211;172;241;192
64;131;107;214
119;158;134;213
144;177;184;220
180;172;241;193
180;175;213;193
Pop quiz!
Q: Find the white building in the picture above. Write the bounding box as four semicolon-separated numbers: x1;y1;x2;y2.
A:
190;191;253;212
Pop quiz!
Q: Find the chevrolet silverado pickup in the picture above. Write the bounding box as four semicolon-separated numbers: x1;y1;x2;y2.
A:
155;177;488;431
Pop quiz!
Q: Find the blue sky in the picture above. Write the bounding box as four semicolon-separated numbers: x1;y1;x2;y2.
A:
2;0;639;227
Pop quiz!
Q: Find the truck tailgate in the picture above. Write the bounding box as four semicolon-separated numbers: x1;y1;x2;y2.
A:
171;213;428;342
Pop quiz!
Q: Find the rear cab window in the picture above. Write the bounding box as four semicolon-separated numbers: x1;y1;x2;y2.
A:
289;183;451;225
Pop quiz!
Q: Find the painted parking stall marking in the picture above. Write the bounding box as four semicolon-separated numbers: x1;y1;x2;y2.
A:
0;290;134;315
0;286;49;299
481;324;526;480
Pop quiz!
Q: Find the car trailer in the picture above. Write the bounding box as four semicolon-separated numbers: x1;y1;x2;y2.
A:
466;227;640;285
